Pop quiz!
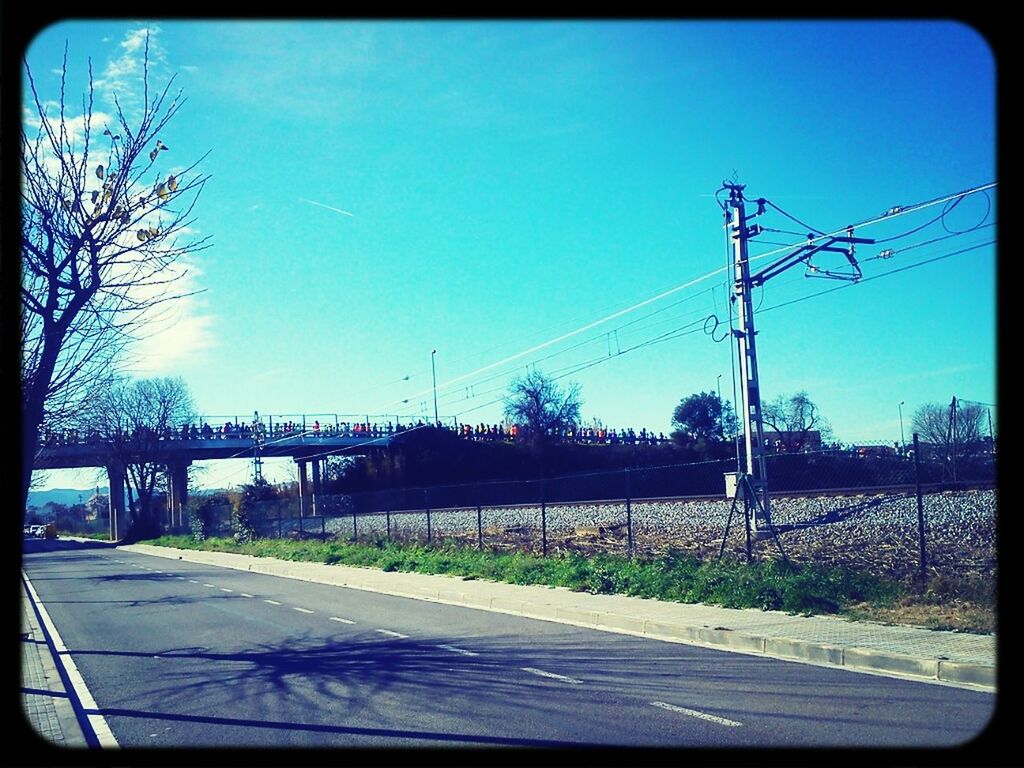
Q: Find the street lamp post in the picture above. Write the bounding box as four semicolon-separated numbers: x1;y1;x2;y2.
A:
431;350;439;428
899;401;906;455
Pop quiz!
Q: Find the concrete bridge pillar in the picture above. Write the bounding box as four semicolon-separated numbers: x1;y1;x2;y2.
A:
297;459;310;518
167;462;191;530
311;459;322;517
106;462;125;541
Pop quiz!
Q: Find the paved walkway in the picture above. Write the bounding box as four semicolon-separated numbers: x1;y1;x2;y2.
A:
21;538;997;745
20;578;89;749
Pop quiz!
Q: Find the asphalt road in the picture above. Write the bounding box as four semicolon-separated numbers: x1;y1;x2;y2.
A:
22;538;995;749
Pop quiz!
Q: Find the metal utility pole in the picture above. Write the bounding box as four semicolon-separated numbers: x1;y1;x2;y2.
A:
899;400;906;454
727;186;771;531
431;350;439;427
949;396;958;482
721;181;874;534
252;410;264;484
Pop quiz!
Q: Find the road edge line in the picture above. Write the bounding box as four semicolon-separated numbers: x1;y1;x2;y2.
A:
22;570;119;749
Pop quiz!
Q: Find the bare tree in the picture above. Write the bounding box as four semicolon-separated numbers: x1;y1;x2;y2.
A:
20;38;210;508
89;376;197;540
762;391;832;451
503;369;582;445
911;400;986;478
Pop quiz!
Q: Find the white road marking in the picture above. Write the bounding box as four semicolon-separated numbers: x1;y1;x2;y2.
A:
330;617;355;624
375;629;409;639
239;593;254;598
436;644;479;657
264;599;282;606
650;701;742;727
188;580;199;584
521;667;583;685
202;583;216;588
219;588;233;593
22;571;119;748
176;577;186;580
293;607;314;614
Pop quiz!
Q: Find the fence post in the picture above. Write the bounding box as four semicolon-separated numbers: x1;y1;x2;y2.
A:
476;483;483;551
425;487;432;544
914;433;927;582
352;506;358;541
625;468;633;559
299;511;304;537
386;505;391;541
540;478;547;558
321;514;326;543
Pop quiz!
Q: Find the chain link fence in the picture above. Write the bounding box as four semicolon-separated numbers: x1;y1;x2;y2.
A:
191;442;995;584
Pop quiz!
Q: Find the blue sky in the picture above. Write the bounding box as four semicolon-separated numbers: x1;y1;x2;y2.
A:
24;20;997;491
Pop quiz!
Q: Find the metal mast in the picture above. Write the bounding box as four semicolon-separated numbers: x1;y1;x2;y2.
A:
721;181;875;533
726;184;771;530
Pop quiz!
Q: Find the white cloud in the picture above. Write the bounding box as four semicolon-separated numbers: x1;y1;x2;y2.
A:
124;253;219;375
94;25;171;117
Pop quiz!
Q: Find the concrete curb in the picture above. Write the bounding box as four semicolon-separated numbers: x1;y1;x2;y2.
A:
120;544;995;691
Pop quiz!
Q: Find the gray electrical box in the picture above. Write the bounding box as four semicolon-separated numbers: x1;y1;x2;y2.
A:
724;472;741;499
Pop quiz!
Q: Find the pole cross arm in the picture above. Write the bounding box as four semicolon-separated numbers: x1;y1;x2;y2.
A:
749;234;875;286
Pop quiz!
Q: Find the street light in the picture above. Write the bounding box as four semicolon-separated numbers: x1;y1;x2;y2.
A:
898;401;906;454
431;349;439;427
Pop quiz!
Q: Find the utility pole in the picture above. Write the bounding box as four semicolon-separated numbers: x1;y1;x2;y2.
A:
726;185;771;531
721;181;874;534
431;350;439;428
949;396;958;482
252;410;264;484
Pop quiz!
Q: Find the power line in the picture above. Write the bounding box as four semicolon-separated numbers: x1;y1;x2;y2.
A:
384;180;996;421
758;239;995;315
747;181;996;266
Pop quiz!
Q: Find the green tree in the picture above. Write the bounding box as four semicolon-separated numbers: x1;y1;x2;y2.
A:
671;391;737;444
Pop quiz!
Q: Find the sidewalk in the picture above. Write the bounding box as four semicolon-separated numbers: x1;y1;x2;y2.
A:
123;542;996;691
20;578;89;748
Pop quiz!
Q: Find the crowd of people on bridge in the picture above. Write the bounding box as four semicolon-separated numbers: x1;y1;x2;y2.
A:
38;419;671;447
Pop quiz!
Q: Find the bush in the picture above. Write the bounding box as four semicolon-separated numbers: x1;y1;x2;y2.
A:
232;482;278;544
187;493;230;542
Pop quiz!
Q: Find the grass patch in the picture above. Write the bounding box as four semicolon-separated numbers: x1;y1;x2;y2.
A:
143;534;922;622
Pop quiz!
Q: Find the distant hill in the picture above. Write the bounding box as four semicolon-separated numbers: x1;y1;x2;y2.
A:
27;487;108;509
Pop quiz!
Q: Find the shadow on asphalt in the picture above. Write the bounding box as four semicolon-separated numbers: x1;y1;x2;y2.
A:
61;630;994;748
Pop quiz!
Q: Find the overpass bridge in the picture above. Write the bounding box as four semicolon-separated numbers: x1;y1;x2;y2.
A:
33;414;405;539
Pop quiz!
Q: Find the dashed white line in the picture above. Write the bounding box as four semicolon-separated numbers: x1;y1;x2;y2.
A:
264;599;282;606
176;577;186;580
293;607;314;614
202;583;216;588
219;588;233;593
650;701;742;727
239;593;254;598
521;667;583;685
330;617;355;624
375;629;409;639
436;644;479;657
188;580;199;584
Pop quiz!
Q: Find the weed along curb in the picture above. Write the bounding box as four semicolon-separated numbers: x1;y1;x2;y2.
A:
121;543;996;691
